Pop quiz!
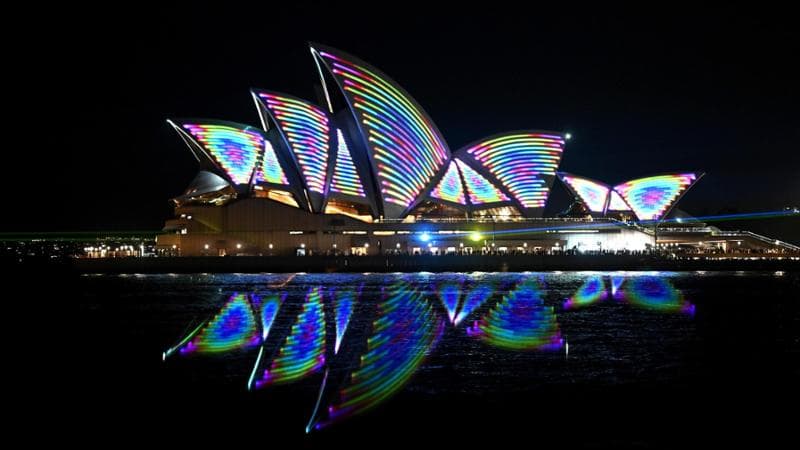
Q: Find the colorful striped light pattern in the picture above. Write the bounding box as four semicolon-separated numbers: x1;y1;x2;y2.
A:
258;93;330;193
430;161;466;205
562;276;607;310
319;51;449;210
560;174;610;213
255;287;326;387
256;292;285;341
438;282;462;323
610;275;626;298
618;276;695;315
318;282;444;429
455;159;509;205
180;293;260;354
466;133;564;209
183;124;263;185
254;140;289;185
607;190;631;211
466;280;563;351
330;129;366;197
334;289;357;354
453;283;494;326
613;174;697;220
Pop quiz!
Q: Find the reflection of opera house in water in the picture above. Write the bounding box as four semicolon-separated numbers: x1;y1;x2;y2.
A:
162;273;695;431
155;44;798;257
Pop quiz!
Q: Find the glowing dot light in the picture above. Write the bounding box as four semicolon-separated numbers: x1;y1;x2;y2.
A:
258;93;330;193
255;287;326;387
454;158;509;205
613;173;698;221
430;160;466;205
182;124;263;185
559;174;610;213
465;133;565;209
330;129;366;197
318;50;449;212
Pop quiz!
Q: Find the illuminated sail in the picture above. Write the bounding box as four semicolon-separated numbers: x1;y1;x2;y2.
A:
607;189;631;211
330;129;366;198
430;160;467;206
171;121;265;186
463;132;565;215
557;173;610;213
613;173;699;221
455;158;509;205
312;45;450;217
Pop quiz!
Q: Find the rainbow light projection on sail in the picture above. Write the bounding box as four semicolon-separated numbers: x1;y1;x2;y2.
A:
258;93;330;193
613;173;697;221
330;129;366;197
438;282;462;323
315;282;444;429
254;287;326;387
182;124;263;185
334;289;358;354
563;276;607;310
318;50;449;211
454;159;509;205
254;140;289;185
466;280;563;351
453;283;495;326
465;133;564;209
608;189;631;211
618;276;695;315
559;174;610;213
430;161;466;205
180;293;260;354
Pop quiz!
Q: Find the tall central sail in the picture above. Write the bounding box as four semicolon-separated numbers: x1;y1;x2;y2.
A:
311;44;450;219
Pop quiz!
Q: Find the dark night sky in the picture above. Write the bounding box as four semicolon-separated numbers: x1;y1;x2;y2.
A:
13;5;799;241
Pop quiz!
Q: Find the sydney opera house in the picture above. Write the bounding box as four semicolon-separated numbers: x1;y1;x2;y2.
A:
156;44;796;257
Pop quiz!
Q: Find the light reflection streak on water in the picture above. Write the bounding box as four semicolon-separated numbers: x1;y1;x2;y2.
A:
163;272;697;431
314;280;444;430
453;282;495;325
334;287;359;354
616;276;695;315
254;286;326;387
563;276;607;310
175;293;260;355
466;279;563;351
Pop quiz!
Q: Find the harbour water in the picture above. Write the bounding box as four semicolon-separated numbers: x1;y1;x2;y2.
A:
68;271;798;446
